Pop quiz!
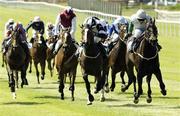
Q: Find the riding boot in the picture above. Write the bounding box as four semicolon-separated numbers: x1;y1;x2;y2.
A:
53;40;63;55
108;41;114;51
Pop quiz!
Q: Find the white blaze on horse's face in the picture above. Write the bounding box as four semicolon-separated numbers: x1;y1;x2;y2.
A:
64;32;68;40
84;28;88;43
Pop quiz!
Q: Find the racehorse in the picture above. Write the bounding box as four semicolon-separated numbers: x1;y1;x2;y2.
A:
55;29;78;101
4;23;29;99
123;19;167;104
79;25;107;105
46;36;56;77
29;33;47;84
106;24;127;92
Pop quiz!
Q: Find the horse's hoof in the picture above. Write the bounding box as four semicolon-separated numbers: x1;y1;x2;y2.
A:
12;92;16;99
71;97;74;101
87;101;92;105
24;79;28;85
134;98;139;104
121;87;126;92
104;86;110;93
94;89;99;94
89;94;94;102
161;90;167;96
21;84;23;88
2;64;4;67
146;97;152;103
41;76;44;80
100;97;105;102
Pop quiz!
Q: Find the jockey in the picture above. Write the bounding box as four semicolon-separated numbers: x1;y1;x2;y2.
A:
25;16;46;45
46;22;56;39
53;6;77;55
127;9;162;52
46;22;56;50
108;16;128;49
2;19;15;53
82;16;108;58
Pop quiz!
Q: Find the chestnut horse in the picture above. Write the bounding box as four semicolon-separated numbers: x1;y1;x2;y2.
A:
55;29;78;101
106;24;127;92
29;34;47;84
123;19;167;104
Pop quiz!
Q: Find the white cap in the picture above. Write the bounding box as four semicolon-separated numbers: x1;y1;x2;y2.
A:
114;16;127;25
33;16;40;22
8;18;14;24
136;9;146;19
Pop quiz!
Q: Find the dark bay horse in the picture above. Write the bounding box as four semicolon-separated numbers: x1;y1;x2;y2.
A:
5;24;29;99
106;24;127;92
55;29;78;101
29;34;47;84
123;19;166;104
79;26;107;105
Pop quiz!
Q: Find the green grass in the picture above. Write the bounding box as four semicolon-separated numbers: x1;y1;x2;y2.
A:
0;3;180;116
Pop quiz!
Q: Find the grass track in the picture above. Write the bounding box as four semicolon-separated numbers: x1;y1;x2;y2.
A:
0;3;180;116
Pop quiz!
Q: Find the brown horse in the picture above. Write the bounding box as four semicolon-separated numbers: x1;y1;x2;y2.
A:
29;34;47;84
55;29;78;101
4;25;29;99
79;26;107;105
123;19;166;104
46;36;56;77
106;24;127;92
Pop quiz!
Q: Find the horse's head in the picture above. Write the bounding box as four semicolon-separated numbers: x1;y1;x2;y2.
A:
60;28;73;52
117;24;128;41
81;24;95;45
11;23;21;47
144;18;158;46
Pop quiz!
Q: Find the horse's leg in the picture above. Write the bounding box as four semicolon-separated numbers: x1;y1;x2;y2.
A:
34;62;40;84
21;67;28;88
40;60;46;80
2;53;4;67
47;59;53;77
154;68;167;96
110;68;116;92
83;74;94;105
134;72;143;104
120;71;126;88
121;62;136;93
29;59;32;73
9;71;16;99
15;71;19;89
146;74;152;103
58;72;65;100
69;71;76;101
104;67;109;93
100;88;105;102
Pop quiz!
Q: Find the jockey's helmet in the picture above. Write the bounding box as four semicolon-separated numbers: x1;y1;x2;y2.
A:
85;17;97;29
64;6;73;16
33;16;41;22
8;19;14;25
47;22;54;30
136;9;146;20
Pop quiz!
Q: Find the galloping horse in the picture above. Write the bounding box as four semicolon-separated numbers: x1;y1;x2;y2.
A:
106;24;127;92
46;36;56;77
55;29;78;101
5;24;29;99
29;34;47;84
79;25;107;105
123;19;166;104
